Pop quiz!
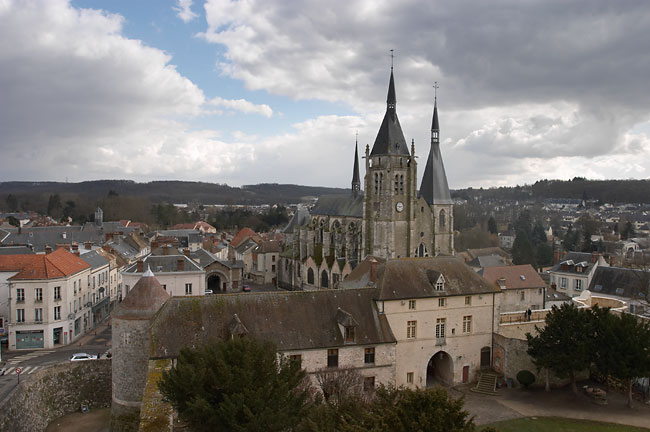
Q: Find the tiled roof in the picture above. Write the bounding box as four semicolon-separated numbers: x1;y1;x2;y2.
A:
481;265;546;290
0;248;90;280
230;227;260;248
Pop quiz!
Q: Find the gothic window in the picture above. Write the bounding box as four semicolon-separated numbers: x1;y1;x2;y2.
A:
379;173;384;193
374;173;379;194
399;175;404;194
321;270;329;288
307;268;314;284
394;175;399;193
439;209;446;229
417;243;424;257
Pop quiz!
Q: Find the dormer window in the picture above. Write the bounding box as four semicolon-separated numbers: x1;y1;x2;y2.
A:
345;326;356;343
435;275;445;291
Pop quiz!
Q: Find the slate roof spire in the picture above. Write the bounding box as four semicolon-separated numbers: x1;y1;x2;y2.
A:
351;136;361;196
419;86;452;205
370;59;409;156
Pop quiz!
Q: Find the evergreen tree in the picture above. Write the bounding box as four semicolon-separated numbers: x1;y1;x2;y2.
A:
531;222;547;246
535;242;554;267
526;303;595;394
512;230;537;267
159;338;311;432
487;216;497;235
563;225;579;252
5;194;18;212
581;230;594;253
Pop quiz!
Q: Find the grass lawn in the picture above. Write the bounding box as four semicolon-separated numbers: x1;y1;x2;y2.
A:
485;417;649;432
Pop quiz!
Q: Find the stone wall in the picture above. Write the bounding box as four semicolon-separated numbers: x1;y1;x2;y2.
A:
493;333;587;388
0;359;111;432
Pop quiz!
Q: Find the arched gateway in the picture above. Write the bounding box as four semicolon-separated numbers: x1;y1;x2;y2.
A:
426;351;453;387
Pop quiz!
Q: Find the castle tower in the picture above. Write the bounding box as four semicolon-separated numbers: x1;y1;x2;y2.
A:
363;65;418;258
110;267;169;431
418;89;454;255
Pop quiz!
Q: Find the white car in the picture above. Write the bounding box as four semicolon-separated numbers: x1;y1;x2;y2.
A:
70;353;97;362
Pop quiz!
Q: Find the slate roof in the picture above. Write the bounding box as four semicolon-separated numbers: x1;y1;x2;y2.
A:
467;247;511;260
376;257;499;300
340;256;386;289
481;265;546;290
0;248;90;280
550;252;597;274
1;226;103;253
149;288;395;358
370;70;409;156
352;144;361;186
283;206;311;233
113;272;169;320
588;266;648;300
418;139;452;205
80;249;110;270
255;240;281;253
189;248;218;268
311;194;364;218
0;246;34;255
124;255;203;273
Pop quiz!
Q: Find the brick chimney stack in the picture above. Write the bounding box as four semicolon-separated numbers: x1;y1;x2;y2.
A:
369;257;378;283
45;245;52;254
137;259;143;273
177;258;184;271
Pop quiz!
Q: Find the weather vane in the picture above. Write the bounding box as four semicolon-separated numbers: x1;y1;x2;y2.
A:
433;81;439;101
390;49;394;69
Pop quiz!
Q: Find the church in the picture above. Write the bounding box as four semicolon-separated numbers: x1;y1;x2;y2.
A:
278;67;454;290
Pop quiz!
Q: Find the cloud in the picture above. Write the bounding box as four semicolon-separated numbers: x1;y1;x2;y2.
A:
200;0;650;187
173;0;198;23
208;97;273;117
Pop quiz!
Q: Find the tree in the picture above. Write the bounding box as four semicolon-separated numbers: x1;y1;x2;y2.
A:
7;216;20;227
581;229;593;253
315;367;365;403
592;308;650;408
563;225;579;252
158;338;311;432
513;210;532;237
531;222;547;246
47;194;62;218
512;230;536;267
5;194;18;212
527;303;594;394
487;216;497;235
369;386;475;432
535;242;554;267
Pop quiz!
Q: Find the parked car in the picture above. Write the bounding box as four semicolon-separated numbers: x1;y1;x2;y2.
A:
70;353;97;362
205;289;213;295
242;285;251;292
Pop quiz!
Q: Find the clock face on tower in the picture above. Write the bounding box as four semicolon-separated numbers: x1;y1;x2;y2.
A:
395;202;404;212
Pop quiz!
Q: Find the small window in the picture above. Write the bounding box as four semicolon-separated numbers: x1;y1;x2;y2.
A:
345;326;355;343
407;320;417;339
407;372;414;384
272;265;276;272
364;347;375;364
363;376;375;392
16;309;25;323
520;291;525;301
16;288;25;302
185;283;192;295
35;288;43;301
438;298;446;307
54;306;61;320
327;349;339;368
435;280;444;291
465;296;471;305
538;288;542;295
289;354;302;366
408;300;416;310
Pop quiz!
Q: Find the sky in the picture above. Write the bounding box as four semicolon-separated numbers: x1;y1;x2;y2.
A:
1;0;650;190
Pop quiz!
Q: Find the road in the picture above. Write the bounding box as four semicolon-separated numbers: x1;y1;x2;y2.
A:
0;322;112;402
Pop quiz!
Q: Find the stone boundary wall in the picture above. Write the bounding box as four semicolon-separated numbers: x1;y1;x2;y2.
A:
492;333;588;388
0;359;111;432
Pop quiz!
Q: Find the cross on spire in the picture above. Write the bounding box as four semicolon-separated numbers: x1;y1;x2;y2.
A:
433;81;439;102
390;49;394;70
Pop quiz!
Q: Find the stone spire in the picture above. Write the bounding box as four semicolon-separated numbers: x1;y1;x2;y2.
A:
352;139;361;196
419;92;452;205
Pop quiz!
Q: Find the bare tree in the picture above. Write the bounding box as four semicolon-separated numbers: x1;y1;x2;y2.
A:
314;367;366;403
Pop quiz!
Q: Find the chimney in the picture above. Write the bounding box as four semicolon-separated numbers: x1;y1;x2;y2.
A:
553;248;560;264
163;245;169;255
591;252;598;263
74;251;80;257
137;259;143;273
497;277;507;290
72;242;78;251
231;257;236;264
105;233;112;242
369;257;378;283
183;248;190;257
177;258;184;271
85;241;92;250
45;245;52;254
18;226;21;235
151;240;159;251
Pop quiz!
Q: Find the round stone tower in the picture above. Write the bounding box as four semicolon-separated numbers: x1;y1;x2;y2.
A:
110;268;169;431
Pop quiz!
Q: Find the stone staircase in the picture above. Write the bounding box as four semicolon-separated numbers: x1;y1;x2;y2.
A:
471;371;498;395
